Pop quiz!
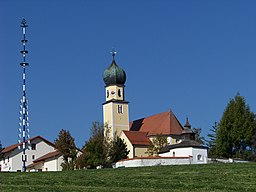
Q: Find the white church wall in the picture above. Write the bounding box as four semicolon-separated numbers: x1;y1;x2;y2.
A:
115;157;192;168
191;148;208;164
159;147;208;164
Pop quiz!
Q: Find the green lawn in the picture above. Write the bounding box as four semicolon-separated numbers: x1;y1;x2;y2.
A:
0;163;255;192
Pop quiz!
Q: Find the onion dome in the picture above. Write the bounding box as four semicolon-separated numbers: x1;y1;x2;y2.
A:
103;52;126;86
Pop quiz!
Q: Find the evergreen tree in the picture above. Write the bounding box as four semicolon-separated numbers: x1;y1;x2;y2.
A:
250;132;256;161
54;129;77;170
109;137;129;163
216;94;256;159
207;122;218;157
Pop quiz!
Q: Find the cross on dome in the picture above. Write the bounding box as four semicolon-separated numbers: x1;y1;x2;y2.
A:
110;48;117;60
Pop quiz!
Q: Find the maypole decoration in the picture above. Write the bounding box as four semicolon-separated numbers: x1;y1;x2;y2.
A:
18;18;30;172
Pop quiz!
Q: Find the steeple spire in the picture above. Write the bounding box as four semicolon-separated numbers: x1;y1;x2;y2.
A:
18;18;30;173
184;116;191;129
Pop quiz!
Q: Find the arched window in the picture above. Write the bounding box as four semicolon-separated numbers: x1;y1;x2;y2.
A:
173;151;175;157
197;154;203;161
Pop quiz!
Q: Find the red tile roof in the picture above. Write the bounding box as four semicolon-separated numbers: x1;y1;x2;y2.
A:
26;161;44;169
33;150;61;163
129;111;184;136
1;136;55;154
123;131;151;146
1;143;20;154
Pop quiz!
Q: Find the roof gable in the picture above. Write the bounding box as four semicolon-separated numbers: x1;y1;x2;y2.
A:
1;136;55;154
123;131;151;146
129;111;184;136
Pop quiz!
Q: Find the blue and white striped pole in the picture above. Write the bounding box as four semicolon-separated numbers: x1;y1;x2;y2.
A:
18;18;30;172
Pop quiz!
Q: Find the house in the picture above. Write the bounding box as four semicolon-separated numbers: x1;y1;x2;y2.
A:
26;148;82;172
0;135;81;172
26;150;63;172
0;136;57;172
102;53;208;164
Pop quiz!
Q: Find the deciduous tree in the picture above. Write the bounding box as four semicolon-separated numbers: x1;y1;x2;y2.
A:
54;129;77;170
146;135;168;156
0;140;3;160
76;122;129;169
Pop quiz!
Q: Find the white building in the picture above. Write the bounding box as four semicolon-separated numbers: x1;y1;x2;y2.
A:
26;150;63;172
0;136;64;172
158;120;208;164
158;140;208;164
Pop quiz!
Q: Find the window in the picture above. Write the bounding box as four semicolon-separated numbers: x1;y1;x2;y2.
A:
7;156;9;162
32;155;35;160
173;152;175;157
107;90;109;98
118;89;122;97
197;154;203;161
31;143;36;150
118;105;123;114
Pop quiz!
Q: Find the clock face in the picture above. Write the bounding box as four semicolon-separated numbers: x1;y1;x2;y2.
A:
111;91;115;95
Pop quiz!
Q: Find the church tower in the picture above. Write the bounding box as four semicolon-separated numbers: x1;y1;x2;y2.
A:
103;50;129;140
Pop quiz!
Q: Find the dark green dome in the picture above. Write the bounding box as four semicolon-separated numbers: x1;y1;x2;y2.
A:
103;59;126;86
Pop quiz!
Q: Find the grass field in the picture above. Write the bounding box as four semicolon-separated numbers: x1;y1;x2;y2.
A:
0;163;255;192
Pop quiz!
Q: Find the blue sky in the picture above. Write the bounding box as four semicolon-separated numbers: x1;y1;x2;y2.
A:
1;0;256;148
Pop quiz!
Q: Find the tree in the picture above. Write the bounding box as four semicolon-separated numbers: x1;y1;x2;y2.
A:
192;127;205;145
54;129;77;170
76;122;129;169
216;94;256;159
0;140;3;160
79;122;107;169
206;122;218;157
146;135;168;156
109;137;129;163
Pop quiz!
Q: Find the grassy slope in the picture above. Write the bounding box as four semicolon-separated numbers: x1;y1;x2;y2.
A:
0;163;255;192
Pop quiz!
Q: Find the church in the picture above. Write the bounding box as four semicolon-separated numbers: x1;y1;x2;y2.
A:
102;52;208;166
